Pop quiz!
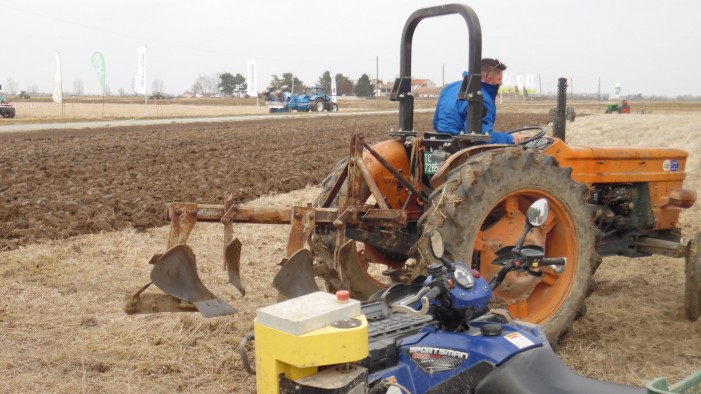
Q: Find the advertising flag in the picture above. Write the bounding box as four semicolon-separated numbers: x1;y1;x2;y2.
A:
91;52;106;93
247;59;257;96
52;50;63;104
516;75;524;96
134;46;147;95
329;68;337;103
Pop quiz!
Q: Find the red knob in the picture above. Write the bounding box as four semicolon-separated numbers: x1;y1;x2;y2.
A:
336;290;350;302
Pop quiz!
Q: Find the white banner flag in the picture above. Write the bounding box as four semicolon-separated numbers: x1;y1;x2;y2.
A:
247;59;257;96
134;46;147;95
516;75;524;96
52;50;63;104
329;67;337;103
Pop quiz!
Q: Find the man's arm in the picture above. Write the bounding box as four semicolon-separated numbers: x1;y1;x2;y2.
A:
489;131;516;144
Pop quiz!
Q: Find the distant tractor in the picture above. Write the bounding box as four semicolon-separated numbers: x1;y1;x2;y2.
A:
0;85;16;119
263;85;339;113
606;99;631;114
548;106;575;123
305;86;338;112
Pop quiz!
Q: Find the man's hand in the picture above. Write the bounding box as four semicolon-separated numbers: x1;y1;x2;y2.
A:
512;133;525;144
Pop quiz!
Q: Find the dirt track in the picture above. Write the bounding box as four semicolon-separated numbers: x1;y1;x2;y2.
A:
0;112;545;251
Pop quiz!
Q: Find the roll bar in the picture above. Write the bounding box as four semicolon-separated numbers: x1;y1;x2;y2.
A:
390;3;485;141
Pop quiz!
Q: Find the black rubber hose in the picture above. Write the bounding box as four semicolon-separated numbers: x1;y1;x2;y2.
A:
239;333;256;375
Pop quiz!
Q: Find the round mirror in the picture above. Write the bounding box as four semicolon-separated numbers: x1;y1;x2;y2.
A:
527;198;549;227
429;229;445;259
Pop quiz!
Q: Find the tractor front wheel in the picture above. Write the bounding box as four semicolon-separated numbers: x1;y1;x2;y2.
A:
417;148;597;346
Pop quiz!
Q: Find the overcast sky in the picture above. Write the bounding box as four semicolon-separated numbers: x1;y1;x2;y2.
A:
4;0;700;98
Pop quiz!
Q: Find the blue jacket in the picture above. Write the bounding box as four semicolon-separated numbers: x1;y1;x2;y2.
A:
433;73;514;144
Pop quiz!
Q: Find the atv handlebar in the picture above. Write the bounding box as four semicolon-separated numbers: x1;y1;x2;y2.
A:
540;257;567;274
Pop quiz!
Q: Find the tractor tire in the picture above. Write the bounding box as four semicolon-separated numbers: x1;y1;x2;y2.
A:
417;147;597;346
620;106;631;114
330;103;339;112
566;107;575;122
605;109;613;114
1;107;15;118
313;99;325;112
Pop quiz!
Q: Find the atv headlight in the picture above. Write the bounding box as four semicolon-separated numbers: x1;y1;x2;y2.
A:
453;265;475;289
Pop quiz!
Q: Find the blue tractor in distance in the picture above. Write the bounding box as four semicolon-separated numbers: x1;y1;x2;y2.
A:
263;85;338;113
305;86;338;112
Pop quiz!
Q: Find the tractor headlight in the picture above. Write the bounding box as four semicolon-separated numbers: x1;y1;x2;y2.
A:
453;265;475;289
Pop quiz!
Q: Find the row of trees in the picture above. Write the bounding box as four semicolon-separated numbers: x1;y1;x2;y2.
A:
191;71;376;98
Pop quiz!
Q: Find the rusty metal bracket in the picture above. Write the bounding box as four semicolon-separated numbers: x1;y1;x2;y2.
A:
636;236;689;258
167;203;199;248
287;206;316;257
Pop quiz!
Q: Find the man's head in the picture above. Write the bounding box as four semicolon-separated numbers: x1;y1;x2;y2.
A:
481;58;506;86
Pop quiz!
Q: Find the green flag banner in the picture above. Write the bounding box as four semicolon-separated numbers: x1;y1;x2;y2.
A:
91;52;106;93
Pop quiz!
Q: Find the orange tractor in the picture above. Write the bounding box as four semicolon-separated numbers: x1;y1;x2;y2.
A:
126;4;699;344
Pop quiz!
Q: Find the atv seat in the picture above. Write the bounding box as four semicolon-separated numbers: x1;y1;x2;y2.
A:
475;346;645;394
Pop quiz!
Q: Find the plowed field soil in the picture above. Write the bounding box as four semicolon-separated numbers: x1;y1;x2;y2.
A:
0;112;544;251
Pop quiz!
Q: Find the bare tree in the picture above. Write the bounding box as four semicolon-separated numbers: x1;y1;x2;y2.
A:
6;78;18;95
118;88;125;97
192;75;207;96
208;74;219;96
152;80;164;94
28;84;39;95
73;79;84;96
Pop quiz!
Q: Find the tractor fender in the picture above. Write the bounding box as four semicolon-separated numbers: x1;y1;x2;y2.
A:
363;139;419;211
430;144;511;189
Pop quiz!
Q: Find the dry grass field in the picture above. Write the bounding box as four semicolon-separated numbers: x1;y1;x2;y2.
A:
0;96;440;124
0;100;700;393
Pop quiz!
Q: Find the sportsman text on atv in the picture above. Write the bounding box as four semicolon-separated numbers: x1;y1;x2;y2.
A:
126;3;699;345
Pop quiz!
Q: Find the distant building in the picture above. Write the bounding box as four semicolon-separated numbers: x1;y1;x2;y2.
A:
373;78;439;98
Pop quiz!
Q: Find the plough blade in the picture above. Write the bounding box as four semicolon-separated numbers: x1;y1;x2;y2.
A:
124;283;198;314
224;238;246;296
150;244;237;317
338;240;387;300
272;248;319;299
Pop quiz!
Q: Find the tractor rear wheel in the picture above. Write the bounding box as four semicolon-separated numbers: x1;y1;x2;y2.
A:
1;107;14;118
417;148;597;345
312;99;324;112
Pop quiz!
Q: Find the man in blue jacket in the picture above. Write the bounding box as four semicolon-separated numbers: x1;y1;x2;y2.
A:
433;58;521;144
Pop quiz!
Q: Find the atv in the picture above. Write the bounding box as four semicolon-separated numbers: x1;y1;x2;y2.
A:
246;198;699;393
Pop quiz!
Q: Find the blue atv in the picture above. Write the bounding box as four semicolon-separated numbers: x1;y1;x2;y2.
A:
244;198;672;393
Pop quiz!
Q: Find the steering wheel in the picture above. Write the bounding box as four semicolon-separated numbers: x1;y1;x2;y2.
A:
505;126;547;146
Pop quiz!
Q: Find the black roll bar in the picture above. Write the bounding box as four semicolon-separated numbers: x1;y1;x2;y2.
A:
390;4;483;138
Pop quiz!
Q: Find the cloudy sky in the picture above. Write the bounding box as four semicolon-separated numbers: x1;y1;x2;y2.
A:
4;0;700;97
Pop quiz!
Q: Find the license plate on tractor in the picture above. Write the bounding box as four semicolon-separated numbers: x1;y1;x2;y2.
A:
424;151;440;175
